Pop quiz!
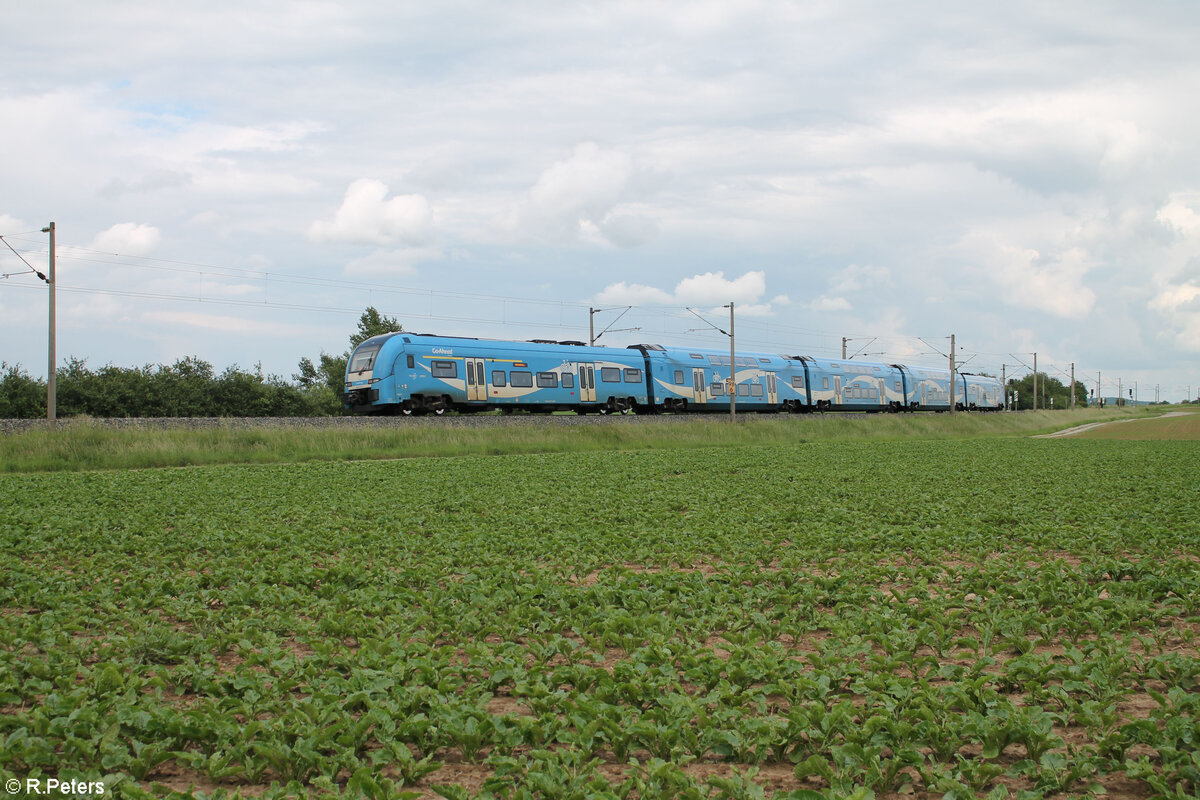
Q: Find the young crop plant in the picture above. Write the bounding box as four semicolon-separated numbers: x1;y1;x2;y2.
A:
1;437;1197;798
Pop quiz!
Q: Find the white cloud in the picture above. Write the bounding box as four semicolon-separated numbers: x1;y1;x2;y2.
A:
1150;283;1200;311
142;310;312;337
593;281;675;306
974;236;1096;319
514;142;658;247
596;270;784;316
201;281;262;298
829;264;892;294
809;296;852;312
309;179;433;246
5;3;1200;391
343;246;443;277
0;214;29;233
88;223;161;256
598;212;659;248
1157;193;1200;237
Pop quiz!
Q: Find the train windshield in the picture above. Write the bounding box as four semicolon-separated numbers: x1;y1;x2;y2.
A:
348;346;381;374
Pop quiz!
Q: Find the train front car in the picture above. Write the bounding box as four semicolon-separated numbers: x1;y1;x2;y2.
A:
347;334;650;415
343;333;404;414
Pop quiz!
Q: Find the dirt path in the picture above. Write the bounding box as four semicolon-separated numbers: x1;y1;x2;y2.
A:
1034;410;1197;438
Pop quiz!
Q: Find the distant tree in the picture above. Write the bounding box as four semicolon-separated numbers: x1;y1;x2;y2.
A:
350;307;403;348
40;356;317;418
295;307;403;415
0;362;45;418
1006;372;1088;410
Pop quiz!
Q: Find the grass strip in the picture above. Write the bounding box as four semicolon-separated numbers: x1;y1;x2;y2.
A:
0;406;1164;473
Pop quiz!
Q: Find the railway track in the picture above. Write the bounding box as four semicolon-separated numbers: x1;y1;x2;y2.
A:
1;410;960;435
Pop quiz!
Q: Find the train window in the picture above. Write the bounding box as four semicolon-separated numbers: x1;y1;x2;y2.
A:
758;358;771;365
737;384;749;397
537;372;558;388
750;384;764;397
822;377;830;390
561;373;574;389
710;383;725;396
792;376;805;389
600;367;621;383
492;371;507;387
407;355;415;369
431;361;457;378
674;370;685;385
690;353;703;359
349;348;380;373
623;368;642;383
894;381;901;391
510;371;533;388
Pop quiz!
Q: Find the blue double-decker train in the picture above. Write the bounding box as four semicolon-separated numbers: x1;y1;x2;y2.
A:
343;333;1004;415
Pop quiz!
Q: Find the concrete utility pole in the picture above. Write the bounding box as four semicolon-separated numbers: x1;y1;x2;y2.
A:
1001;364;1006;410
1070;363;1075;410
1033;353;1038;411
588;307;594;347
727;302;736;422
724;303;734;422
842;337;847;360
41;222;56;426
1098;372;1101;407
949;334;956;415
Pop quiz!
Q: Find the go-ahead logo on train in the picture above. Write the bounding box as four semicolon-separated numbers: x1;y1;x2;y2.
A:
431;348;454;356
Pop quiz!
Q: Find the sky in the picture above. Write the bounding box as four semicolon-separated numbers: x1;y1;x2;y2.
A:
3;1;1200;402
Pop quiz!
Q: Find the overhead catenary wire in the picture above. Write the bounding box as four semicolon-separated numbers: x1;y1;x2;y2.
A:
0;236;1021;376
0;235;48;282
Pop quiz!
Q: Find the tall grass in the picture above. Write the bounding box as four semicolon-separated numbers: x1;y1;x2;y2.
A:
0;406;1158;473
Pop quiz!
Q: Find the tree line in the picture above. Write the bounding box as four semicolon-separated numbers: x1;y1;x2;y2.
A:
1004;372;1089;410
2;312;1187;417
0;307;402;419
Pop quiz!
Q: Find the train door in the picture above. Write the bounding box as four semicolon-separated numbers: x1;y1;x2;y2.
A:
579;364;596;402
834;375;842;405
466;358;487;402
766;373;778;404
692;368;706;403
877;378;886;404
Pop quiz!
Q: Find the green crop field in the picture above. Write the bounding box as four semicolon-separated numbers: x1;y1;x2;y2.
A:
1;436;1197;799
